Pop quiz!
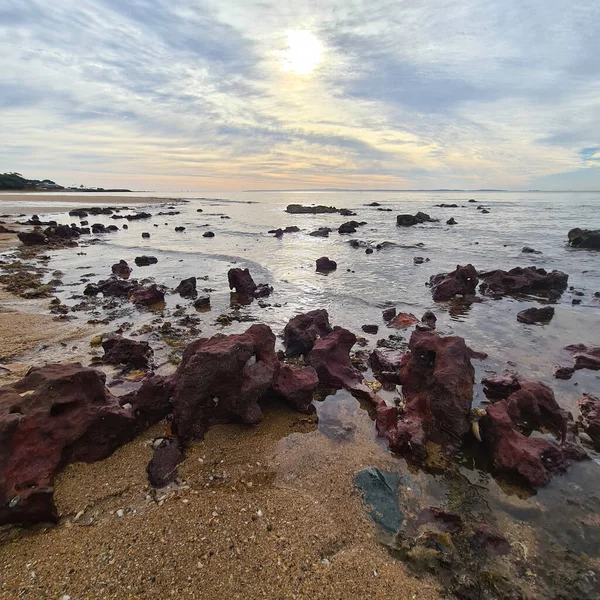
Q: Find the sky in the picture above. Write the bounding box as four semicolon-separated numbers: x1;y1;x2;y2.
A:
1;0;599;191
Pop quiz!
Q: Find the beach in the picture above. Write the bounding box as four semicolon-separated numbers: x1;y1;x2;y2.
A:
0;191;599;599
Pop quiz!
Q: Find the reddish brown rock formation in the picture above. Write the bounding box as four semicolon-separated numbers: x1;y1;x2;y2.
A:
479;267;568;297
430;264;478;301
283;309;332;357
102;335;153;370
368;348;403;383
227;268;257;299
130;284;165;306
271;364;319;413
17;229;47;246
84;277;138;298
578;394;600;451
387;312;419;329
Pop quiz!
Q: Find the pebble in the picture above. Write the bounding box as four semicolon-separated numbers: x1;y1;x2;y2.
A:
116;509;125;518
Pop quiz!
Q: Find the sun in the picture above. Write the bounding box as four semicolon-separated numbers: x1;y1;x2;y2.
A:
281;30;324;76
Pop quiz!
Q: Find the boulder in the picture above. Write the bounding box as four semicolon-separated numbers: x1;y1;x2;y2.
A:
384;330;475;458
286;204;338;214
567;228;600;249
361;324;379;334
194;296;211;310
254;283;273;298
130;284;165;306
283;226;300;233
421;311;437;329
175;277;197;299
111;260;132;279
369;348;403;383
84;277;138;298
446;217;457;225
69;209;88;218
170;324;279;442
316;257;337;272
0;364;144;526
517;306;555;324
174;226;185;232
338;222;357;234
271;364;319;413
577;394;600;451
430;264;478;301
397;212;436;227
382;307;396;322
309;227;331;237
146;438;184;487
102;335;153;369
522;246;541;254
17;229;47;246
141;232;150;239
203;231;215;238
283;309;332;357
135;255;158;267
228;268;257;299
479;267;568;297
387;312;419;329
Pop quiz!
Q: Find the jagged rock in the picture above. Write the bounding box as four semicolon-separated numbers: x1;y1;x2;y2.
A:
517;306;555;324
17;229;47;246
84;277;138;298
130;284;165;306
316;257;337;272
369;348;403;383
382;307;397;322
553;365;575;380
194;296;211;310
479;267;568;297
271;364;319;413
339;208;357;216
430;264;478;301
170;324;279;442
446;217;457;225
102;335;153;369
135;255;158;267
111;260;132;279
578;394;600;451
228;268;257;299
175;277;197;299
567;228;600;249
396;212;436;227
387;312;419;329
421;311;437;329
283;309;332;357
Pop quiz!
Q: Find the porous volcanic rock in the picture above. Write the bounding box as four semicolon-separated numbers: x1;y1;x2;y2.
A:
130;284;165;306
578;394;600;451
567;228;600;249
271;364;319;413
479;267;568;297
228;268;257;299
430;264;478;301
102;335;153;369
517;306;555;324
283;309;332;357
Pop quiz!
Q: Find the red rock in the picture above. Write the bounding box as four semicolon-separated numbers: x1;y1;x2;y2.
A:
482;374;520;400
387;312;419;329
271;364;318;413
387;330;475;458
578;394;600;451
316;257;337;272
120;375;173;430
0;364;143;526
430;264;478;301
382;307;396;322
111;260;132;279
146;439;184;487
517;306;555;324
553;365;575;380
130;284;165;306
368;348;403;383
481;379;581;487
283;309;332;357
227;268;257;299
479;267;568;297
102;335;153;369
170;324;278;443
573;347;600;371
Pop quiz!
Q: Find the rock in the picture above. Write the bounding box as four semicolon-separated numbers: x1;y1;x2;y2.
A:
84;277;138;298
111;260;132;279
396;212;436;227
125;212;152;221
565;344;600;372
203;231;215;238
479;266;568;297
119;375;174;430
446;217;457;225
338;208;356;216
430;264;478;301
254;283;273;298
355;468;404;533
365;248;373;254
482;374;521;400
367;202;381;207
567;228;600;249
130;284;165;306
316;257;337;272
308;227;331;238
522;246;541;254
0;364;147;526
577;394;600;451
170;324;279;442
383;330;475;459
382;307;396;322
147;439;184;487
436;203;459;208
45;224;80;240
286;204;338;214
468;199;477;203
141;232;150;239
361;324;379;334
69;209;88;218
175;277;197;299
481;379;583;487
471;524;510;556
102;335;153;369
480;209;490;214
271;364;319;413
196;208;203;212
283;309;332;357
17;229;47;246
338;222;357;234
369;348;403;383
228;268;257;299
174;226;185;232
517;306;555;324
194;296;211;310
272;228;284;238
0;225;15;233
553;365;575;380
421;311;437;329
387;312;419;329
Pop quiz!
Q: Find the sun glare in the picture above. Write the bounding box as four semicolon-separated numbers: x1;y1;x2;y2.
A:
281;30;324;75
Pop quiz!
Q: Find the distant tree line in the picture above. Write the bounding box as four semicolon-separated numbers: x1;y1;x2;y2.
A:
0;172;64;190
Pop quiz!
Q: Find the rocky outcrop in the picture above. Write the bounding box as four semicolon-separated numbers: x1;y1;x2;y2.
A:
369;348;403;383
17;229;47;246
227;268;271;302
175;277;197;299
102;335;153;369
480;379;585;487
283;309;332;357
567;228;600;249
286;204;338;214
479;267;568;297
578;394;600;451
111;260;132;279
271;364;319;413
396;212;437;227
387;312;419;328
315;257;337;272
170;324;278;442
0;364;164;526
517;306;555;324
430;264;478;301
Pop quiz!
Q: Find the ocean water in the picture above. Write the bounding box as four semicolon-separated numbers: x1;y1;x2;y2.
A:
4;190;600;596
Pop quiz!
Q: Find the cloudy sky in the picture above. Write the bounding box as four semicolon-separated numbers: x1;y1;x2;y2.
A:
1;0;599;190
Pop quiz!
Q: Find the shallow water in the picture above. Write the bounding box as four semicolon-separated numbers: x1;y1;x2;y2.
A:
3;190;600;597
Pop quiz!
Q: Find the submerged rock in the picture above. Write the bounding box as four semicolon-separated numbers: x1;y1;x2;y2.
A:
286;204;338;214
369;347;403;383
387;312;419;329
522;246;541;254
354;468;404;533
479;266;568;297
396;212;437;227
102;335;153;369
361;324;379;334
568;228;600;249
315;257;337;272
446;217;457;225
517;306;555;324
309;227;331;237
430;264;478;301
203;231;215;238
283;309;332;357
564;344;600;372
111;260;132;279
84;276;138;298
175;277;197;299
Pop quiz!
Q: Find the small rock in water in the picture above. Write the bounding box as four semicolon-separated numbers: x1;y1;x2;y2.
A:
361;324;379;334
203;231;215;238
446;217;457;225
365;248;373;254
522;246;541;254
141;232;150;238
194;296;211;310
382;307;396;322
175;226;185;232
135;256;158;267
413;256;429;264
517;306;555;324
316;257;337;273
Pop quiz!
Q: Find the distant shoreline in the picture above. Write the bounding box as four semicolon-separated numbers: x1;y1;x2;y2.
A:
244;188;600;193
